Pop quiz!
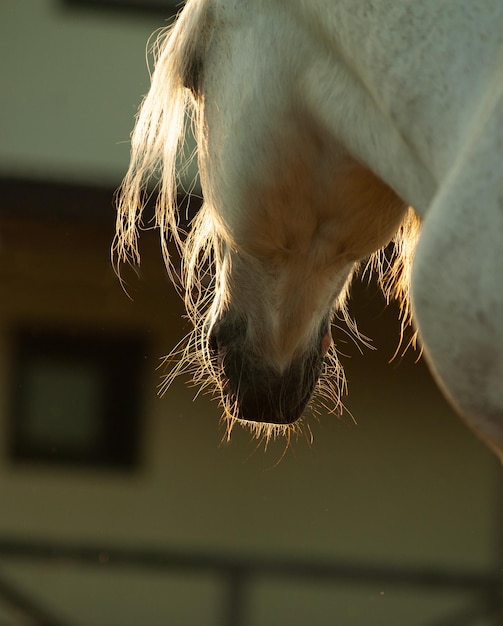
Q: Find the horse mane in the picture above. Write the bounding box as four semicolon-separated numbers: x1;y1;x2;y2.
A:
114;0;421;435
114;0;210;276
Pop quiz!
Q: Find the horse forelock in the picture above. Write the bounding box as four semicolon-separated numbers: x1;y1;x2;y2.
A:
114;0;239;431
114;0;213;274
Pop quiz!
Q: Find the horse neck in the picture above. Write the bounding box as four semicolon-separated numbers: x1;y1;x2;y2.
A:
298;0;503;214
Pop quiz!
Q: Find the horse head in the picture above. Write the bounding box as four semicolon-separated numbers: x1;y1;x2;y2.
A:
116;0;414;437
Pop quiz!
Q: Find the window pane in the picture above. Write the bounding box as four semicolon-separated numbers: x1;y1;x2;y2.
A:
21;357;104;452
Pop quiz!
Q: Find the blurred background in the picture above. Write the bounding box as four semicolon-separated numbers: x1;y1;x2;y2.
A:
0;1;502;625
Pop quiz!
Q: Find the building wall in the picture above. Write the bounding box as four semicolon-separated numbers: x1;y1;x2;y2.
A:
1;0;198;187
0;212;500;625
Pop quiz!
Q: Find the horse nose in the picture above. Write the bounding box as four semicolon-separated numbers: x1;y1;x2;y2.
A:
208;315;327;424
226;355;322;424
236;372;312;424
214;342;323;424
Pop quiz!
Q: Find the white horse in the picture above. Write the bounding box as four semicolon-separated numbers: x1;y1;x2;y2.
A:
116;0;503;459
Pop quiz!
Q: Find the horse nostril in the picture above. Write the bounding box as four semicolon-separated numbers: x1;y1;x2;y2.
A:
208;324;228;372
208;326;220;356
321;330;332;357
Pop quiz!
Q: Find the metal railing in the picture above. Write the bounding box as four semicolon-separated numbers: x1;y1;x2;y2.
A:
0;536;500;626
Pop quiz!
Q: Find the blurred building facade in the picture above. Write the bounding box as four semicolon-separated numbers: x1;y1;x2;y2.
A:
0;2;501;625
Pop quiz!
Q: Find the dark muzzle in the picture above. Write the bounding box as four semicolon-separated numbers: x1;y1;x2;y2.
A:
209;317;327;424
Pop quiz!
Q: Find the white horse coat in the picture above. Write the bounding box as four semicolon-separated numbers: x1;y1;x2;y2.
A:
116;0;503;458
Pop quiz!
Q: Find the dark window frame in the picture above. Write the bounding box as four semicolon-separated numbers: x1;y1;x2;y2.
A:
9;326;146;470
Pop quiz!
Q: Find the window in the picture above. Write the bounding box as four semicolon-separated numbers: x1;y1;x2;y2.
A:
9;327;146;470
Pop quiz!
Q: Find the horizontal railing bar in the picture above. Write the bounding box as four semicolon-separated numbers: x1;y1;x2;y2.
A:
0;536;499;594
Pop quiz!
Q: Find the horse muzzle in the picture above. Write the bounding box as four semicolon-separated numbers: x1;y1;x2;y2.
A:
209;318;327;424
